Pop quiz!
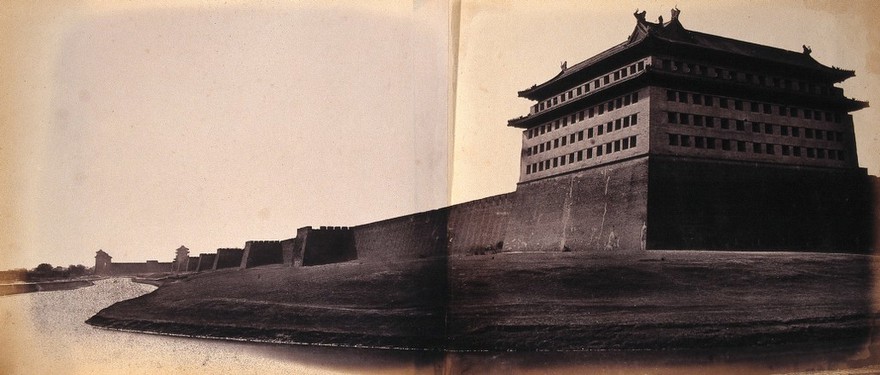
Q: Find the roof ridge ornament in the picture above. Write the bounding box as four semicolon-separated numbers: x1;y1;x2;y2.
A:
803;45;812;55
560;61;567;71
671;7;681;21
634;9;647;23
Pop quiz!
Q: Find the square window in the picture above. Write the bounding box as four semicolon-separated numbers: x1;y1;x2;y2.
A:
766;144;774;154
695;136;705;148
668;112;677;124
607;121;613;133
623;116;630;127
735;100;743;110
578;131;584;141
722;139;731;150
750;102;759;112
764;123;773;134
692;93;702;104
763;103;772;114
817;149;825;159
585;149;591;159
632;92;639;103
622;137;630;149
815;129;823;139
597;125;604;135
753;142;762;153
630;136;637;147
704;95;713;106
680;113;689;125
752;122;761;132
624;95;631;106
807;148;815;158
587;128;593;138
737;141;746;152
779;106;787;116
579;111;584;121
838;150;846;160
836;132;843;142
569;154;575;163
721;118;730;129
782;145;790;155
678;92;688;103
631;114;638;125
792;127;800;137
790;108;799;118
553;158;558;167
578;150;585;161
576;87;582;95
561;137;567;146
669;134;679;146
598;106;604;115
705;116;714;128
589;108;595;117
793;146;801;156
614;140;621;152
681;135;691;147
828;149;836;159
615;119;622;130
781;126;789;136
638;61;644;71
570;134;576;143
805;128;814;138
694;115;704;126
616;98;623;108
720;98;729;108
597;146;603;156
804;109;812;119
606;143;613;154
736;120;745;131
707;137;716;149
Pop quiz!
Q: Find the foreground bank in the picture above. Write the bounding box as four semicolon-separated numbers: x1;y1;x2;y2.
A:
88;250;879;357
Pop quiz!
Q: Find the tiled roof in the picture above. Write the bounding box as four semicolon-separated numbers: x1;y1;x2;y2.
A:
519;10;853;98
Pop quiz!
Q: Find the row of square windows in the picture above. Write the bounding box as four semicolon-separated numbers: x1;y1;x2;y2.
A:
527;114;639;156
525;136;639;175
667;133;848;161
666;111;846;142
658;59;837;97
526;92;640;139
666;89;843;123
533;60;647;113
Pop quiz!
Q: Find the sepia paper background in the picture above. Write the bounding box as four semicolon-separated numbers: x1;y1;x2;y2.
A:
1;0;879;373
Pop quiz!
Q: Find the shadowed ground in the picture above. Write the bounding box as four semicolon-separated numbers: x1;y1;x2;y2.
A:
88;251;876;358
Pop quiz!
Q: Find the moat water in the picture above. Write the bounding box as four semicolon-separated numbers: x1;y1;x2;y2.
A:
1;278;878;374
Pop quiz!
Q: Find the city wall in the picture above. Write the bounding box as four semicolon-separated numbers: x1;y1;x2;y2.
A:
213;248;244;270
240;241;283;269
107;260;173;276
646;156;874;252
504;157;649;252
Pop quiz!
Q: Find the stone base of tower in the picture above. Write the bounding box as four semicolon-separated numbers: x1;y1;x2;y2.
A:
646;156;874;252
503;156;874;253
503;157;650;252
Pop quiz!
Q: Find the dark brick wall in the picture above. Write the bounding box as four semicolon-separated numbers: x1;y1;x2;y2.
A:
110;261;172;275
186;257;199;272
352;209;449;262
212;248;243;270
504;157;650;252
647;156;874;252
281;238;300;266
301;227;357;266
239;241;283;269
447;193;513;255
196;254;217;272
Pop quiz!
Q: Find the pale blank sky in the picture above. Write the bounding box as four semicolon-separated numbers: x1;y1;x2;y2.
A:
2;0;878;269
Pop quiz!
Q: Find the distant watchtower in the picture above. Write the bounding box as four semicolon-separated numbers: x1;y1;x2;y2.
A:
173;245;190;273
94;250;112;275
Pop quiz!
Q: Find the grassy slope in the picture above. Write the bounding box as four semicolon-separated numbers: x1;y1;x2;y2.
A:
88;251;876;352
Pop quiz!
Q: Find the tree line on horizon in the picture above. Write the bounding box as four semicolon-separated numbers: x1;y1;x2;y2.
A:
0;263;93;283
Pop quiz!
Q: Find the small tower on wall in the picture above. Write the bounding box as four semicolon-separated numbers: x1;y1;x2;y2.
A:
173;245;190;273
94;250;112;275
